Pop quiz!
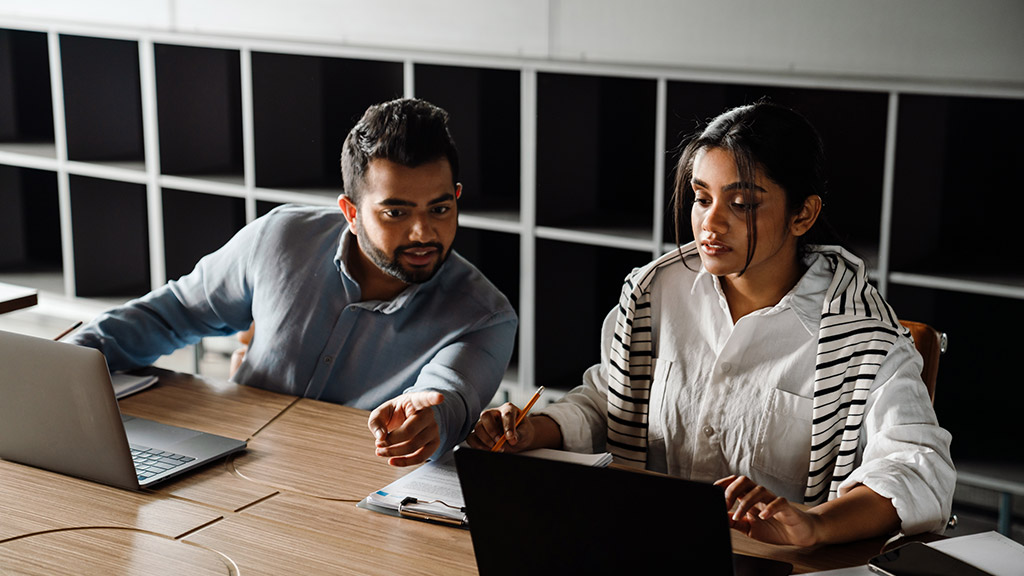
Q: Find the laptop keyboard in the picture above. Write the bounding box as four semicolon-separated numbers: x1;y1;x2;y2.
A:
131;445;195;482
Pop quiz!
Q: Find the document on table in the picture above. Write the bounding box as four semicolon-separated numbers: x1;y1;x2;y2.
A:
361;450;468;526
359;448;613;527
803;531;1024;576
929;531;1024;576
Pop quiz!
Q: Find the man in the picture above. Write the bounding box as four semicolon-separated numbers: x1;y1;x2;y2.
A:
69;98;518;467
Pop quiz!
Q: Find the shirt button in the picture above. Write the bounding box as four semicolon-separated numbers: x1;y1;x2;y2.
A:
721;363;733;374
702;425;714;437
323;355;333;364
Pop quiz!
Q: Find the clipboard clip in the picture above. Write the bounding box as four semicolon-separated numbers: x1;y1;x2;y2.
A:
399;496;468;527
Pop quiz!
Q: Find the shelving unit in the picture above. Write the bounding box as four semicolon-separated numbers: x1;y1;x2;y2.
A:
154;43;243;180
1;22;1023;471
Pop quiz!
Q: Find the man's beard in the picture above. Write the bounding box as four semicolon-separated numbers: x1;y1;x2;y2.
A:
357;226;448;284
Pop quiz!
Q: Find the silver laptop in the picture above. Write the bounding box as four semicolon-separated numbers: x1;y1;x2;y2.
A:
0;329;247;490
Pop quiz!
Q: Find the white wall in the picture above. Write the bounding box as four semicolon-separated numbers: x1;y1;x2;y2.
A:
1;0;1022;87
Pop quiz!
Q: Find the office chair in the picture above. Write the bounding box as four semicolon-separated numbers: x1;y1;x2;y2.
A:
899;320;947;404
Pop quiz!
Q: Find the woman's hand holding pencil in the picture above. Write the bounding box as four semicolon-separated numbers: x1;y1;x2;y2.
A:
488;386;543;452
466;386;563;453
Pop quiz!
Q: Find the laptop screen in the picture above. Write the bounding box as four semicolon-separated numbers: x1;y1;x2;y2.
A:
454;446;741;575
0;330;246;490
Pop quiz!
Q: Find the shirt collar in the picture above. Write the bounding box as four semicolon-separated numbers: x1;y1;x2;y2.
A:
689;248;836;335
787;250;835;335
335;227;352;276
334;225;440;314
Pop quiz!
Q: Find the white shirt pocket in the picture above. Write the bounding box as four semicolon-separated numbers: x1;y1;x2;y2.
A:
752;388;813;487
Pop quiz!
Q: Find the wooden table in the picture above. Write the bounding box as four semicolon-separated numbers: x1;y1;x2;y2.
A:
0;282;37;314
0;369;901;574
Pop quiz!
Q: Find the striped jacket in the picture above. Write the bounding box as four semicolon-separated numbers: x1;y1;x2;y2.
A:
606;243;910;505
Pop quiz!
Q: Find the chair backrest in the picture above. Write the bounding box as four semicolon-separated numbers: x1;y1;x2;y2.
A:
900;320;947;403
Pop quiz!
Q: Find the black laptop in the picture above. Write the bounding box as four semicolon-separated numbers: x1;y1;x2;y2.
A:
454;446;792;576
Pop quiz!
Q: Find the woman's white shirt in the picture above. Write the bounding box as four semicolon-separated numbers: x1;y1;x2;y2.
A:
538;251;954;535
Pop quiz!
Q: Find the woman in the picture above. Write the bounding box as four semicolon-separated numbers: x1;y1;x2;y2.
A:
467;102;954;546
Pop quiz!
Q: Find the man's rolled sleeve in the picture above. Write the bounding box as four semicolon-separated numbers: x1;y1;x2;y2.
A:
68;226;260;372
413;311;517;457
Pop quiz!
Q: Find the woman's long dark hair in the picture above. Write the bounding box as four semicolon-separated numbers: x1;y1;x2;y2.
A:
672;101;837;275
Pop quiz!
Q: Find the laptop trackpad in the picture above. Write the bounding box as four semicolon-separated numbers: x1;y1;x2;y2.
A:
122;415;202;451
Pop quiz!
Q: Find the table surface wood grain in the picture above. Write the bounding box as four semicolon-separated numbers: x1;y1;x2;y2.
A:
0;368;905;574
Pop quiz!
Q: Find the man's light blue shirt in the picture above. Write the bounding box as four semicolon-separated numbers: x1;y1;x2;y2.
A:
70;205;518;455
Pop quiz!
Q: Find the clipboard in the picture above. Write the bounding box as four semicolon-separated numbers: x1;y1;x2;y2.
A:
357;451;469;529
358;447;613;529
359;492;468;528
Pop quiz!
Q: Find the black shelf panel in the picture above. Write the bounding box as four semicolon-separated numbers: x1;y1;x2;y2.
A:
60;35;144;163
536;72;656;232
0;165;61;271
155;44;243;177
663;81;888;261
415;63;520;215
452;227;520;365
886;285;1022;464
534;239;651;391
69;175;149;297
162;188;246;281
892;93;1024;278
0;29;54;144
252;52;403;190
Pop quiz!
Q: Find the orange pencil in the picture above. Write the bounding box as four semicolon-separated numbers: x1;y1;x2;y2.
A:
491;386;544;452
53;321;83;342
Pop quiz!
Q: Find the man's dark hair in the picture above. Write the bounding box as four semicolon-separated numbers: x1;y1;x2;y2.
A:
340;98;460;203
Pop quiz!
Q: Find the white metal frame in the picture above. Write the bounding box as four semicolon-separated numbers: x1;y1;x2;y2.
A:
2;20;1024;399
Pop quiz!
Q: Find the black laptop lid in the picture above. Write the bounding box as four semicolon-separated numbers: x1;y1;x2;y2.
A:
454;446;738;576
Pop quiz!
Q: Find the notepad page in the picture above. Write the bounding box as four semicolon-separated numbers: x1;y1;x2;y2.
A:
519;448;613;467
928;531;1024;576
111;372;158;399
367;451;464;512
